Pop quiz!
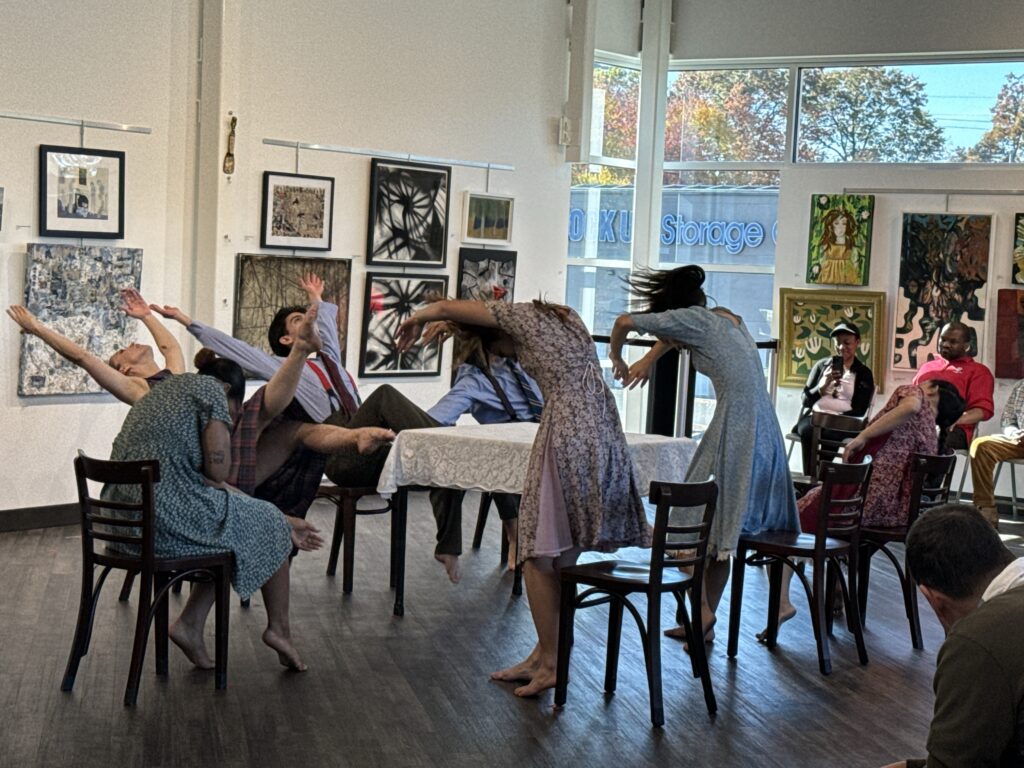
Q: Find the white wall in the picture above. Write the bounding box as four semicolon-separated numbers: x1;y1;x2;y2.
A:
0;0;570;512
774;164;1024;496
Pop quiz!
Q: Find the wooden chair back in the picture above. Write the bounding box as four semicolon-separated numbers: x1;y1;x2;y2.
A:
905;452;957;529
648;478;718;599
813;456;873;550
809;411;867;475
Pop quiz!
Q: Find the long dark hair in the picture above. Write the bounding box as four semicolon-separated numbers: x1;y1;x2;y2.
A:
195;349;245;407
626;265;707;314
932;380;966;454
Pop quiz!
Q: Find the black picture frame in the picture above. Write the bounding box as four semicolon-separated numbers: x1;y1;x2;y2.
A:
366;158;451;267
260;171;335;251
360;271;449;377
456;247;517;303
38;144;125;239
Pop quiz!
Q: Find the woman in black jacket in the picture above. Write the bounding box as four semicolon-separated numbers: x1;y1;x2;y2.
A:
793;321;875;475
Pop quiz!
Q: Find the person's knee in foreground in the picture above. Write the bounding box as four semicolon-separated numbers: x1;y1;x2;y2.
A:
968;376;1024;529
879;503;1024;768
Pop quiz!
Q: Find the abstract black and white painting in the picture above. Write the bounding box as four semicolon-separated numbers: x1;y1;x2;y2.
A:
366;158;450;267
234;253;351;362
19;243;142;396
260;171;334;250
360;272;448;377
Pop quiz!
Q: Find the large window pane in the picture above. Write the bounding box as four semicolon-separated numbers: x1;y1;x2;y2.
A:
659;171;779;267
592;63;640;161
568;167;635;262
565;264;630;335
797;61;1024;163
665;68;789;162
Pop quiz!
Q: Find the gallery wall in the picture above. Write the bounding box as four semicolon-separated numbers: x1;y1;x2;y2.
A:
0;0;570;513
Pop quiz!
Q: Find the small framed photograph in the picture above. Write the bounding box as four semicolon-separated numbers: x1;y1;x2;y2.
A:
462;191;514;246
260;171;335;250
38;144;125;239
360;272;448;377
366;158;450;266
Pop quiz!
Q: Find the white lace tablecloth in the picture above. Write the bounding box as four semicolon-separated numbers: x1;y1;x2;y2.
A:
376;421;696;497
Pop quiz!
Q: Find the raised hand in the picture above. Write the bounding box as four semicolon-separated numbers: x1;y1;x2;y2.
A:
119;288;151;319
293;304;323;355
298;273;324;304
610;355;630;383
287;517;324;552
422;321;456;346
6;305;43;335
623;354;656;390
149;304;192;326
355;427;396;454
395;316;424;352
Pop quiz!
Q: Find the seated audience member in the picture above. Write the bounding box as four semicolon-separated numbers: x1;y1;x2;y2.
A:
7;288;185;404
880;504;1024;768
793;321;875;475
765;380;964;639
424;324;544;569
968;377;1024;529
912;321;994;450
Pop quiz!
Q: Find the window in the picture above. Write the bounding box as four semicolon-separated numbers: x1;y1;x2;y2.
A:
797;61;1024;163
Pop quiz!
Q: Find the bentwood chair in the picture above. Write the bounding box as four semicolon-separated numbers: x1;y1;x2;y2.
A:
729;457;873;675
791;412;867;497
554;479;718;727
857;452;956;650
63;453;232;706
316;481;394;594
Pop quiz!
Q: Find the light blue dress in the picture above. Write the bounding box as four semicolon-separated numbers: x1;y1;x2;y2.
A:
631;306;799;557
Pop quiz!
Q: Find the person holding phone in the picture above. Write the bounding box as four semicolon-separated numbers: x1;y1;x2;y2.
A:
792;321;875;475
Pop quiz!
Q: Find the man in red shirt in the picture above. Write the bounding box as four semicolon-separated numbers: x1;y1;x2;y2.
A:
911;322;994;450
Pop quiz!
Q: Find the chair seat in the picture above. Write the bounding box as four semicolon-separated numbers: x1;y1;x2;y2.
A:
561;559;692;590
860;525;908;543
739;530;851;556
99;548;233;572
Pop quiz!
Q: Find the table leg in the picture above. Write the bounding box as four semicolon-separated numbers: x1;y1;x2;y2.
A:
392;488;408;617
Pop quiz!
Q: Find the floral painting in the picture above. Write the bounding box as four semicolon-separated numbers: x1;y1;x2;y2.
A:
778;288;886;390
805;194;875;286
893;213;990;370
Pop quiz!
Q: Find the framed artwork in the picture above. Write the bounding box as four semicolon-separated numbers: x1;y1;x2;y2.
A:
805;194;874;286
456;247;516;302
366;158;450;266
19;243;142;396
995;289;1024;379
260;171;334;250
778;288;886;390
1013;213;1024;285
38;145;125;239
462;191;514;246
233;253;351;362
360;272;448;377
893;213;991;371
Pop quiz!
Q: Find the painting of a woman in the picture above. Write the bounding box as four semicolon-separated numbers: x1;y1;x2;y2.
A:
806;194;874;286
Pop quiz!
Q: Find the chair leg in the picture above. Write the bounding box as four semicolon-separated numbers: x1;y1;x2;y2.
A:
118;571;136;602
1011;463;1019;520
511;561;523;597
825;563;838;636
499;521;510;568
554;578;576;708
857;546;873;625
154;574;169;677
686;587;717;716
904;564;924;651
727;549;747;659
809;558;832;676
342;496;358;595
645;595;664;728
764;559;783;648
214;565;230;690
124;572;155;706
392;490;408;617
843;554;869;665
326;497;344;577
955;451;971;502
472;493;491;550
604;598;624;693
61;564;97;692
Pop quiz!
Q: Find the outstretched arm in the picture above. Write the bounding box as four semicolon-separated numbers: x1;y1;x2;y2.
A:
396;300;498;351
121;289;185;373
843;391;922;457
6;305;149;404
260;305;321;423
622;340;673;390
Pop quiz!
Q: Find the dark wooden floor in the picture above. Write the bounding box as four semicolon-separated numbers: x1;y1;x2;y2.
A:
2;495;1021;768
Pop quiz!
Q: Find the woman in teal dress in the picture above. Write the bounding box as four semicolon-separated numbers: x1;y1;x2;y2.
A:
610;264;799;647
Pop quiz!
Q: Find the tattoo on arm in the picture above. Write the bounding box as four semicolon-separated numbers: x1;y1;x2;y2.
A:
209;450;226;465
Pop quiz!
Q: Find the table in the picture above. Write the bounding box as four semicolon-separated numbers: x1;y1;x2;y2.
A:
376;422;697;616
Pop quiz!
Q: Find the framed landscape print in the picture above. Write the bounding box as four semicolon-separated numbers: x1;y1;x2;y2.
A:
366;158;450;267
260;171;334;250
1013;213;1024;285
360;272;448;377
19;243;142;395
462;191;514;246
995;289;1024;379
38;144;124;239
893;213;991;371
805;193;874;286
778;288;886;390
233;253;351;362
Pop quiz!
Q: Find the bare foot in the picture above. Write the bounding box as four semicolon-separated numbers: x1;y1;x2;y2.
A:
435;553;461;584
262;628;307;672
503;520;518;572
664;614;716;653
756;604;797;643
168;621;214;670
514;666;557;697
491;647;541;682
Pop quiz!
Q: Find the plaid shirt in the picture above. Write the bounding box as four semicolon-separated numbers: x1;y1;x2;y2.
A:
229;386;324;519
1001;380;1024;435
